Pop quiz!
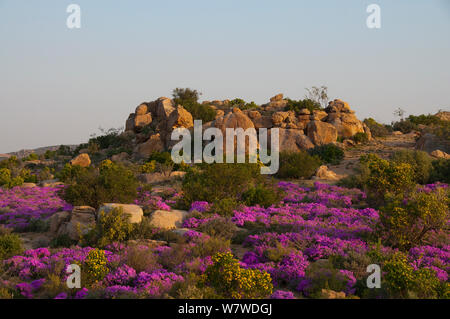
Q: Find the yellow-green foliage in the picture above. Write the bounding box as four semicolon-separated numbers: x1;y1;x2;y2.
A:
384;252;444;298
89;208;133;247
0;168;24;189
0;232;23;260
204;252;273;299
84;248;109;283
360;154;415;197
140;160;156;173
380;186;449;249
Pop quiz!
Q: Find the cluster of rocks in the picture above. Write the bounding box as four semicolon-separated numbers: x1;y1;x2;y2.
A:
123;94;371;156
49;203;190;241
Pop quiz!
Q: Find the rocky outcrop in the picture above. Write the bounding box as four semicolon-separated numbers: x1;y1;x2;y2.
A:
70;153;91;167
325;99;365;138
123;95;368;156
435;111;450;122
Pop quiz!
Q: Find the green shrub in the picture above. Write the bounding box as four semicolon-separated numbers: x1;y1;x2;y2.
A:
242;184;283;208
204;252;273;299
61;160;138;209
172;87;216;122
407;114;441;126
383;252;444;298
0;231;23;260
85;207;133;247
308;144;344;165
88;127;128;150
0;168;24;189
229;98;259;110
392;119;417;134
363;118;390;138
22;153;38;161
276;151;321;179
50;234;76;248
285;98;321;114
184;101;216;123
191;237;231;259
140;160;156;173
390;149;433;184
301;260;350;298
352;132;369;144
211;198;241;217
359;154;415;199
430;159;450;183
380;186;449;250
182;162;271;215
198;218;237;240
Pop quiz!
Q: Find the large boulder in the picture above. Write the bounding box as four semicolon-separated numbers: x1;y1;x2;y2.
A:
125;113;136;132
415;133;450;153
148;210;189;229
98;204;143;224
306;121;338;145
167;105;194;130
314;165;340;180
269;128;314;152
64;206;96;240
70;153;91;167
214;107;256;154
324;99;365;138
270;93;284;102
134;113;152;131
135;103;148;115
156;97;175;120
326;112;364;138
430;150;450;159
134;133;165;157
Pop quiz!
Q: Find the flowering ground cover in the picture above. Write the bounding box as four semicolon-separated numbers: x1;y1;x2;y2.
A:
0;182;448;299
0;186;72;230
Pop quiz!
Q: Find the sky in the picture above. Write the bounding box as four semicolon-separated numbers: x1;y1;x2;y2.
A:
0;0;449;153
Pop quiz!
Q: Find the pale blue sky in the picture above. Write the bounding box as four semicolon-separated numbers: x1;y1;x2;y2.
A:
1;0;449;153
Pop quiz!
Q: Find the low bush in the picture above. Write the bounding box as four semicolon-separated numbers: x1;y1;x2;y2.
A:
390;149;433;184
379;186;449;250
285;98;321;114
352;132;369;144
0;168;24;189
229;98;259;110
242;184;283;208
0;230;23;260
83;207;133;247
198;218;237;240
204;252;273;299
276;151;321;179
182;162;276;215
61;160;138;209
308;144;344;165
429;159;450;183
359;154;415;199
363;118;390;138
392;119;417;134
384;252;445;298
